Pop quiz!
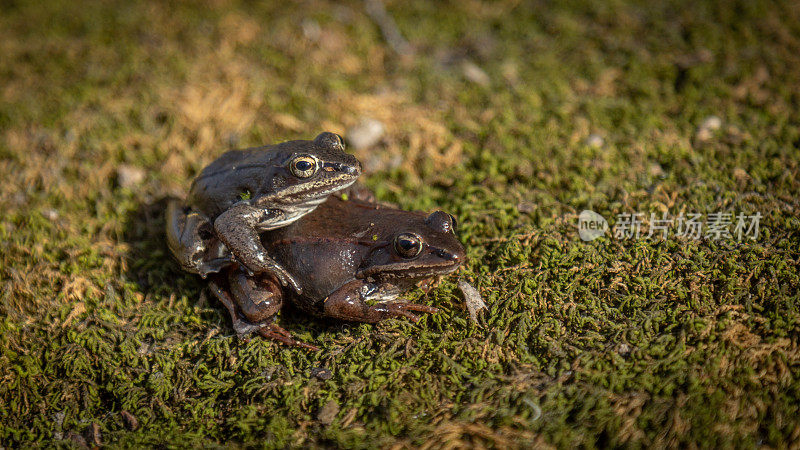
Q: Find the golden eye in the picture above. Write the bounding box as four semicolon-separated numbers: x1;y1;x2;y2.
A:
394;233;423;258
290;155;318;178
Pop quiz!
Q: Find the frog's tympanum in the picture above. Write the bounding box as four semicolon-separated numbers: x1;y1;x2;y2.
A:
208;195;465;349
166;132;361;292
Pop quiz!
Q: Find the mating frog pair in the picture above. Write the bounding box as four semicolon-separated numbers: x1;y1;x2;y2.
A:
166;132;465;349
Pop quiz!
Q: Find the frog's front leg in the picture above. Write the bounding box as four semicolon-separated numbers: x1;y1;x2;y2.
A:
322;280;439;323
166;199;233;277
213;203;302;293
208;271;318;350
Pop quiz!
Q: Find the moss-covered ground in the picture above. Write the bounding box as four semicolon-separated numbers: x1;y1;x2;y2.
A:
2;0;799;447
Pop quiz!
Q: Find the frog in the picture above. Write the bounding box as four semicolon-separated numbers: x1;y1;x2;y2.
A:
207;195;465;349
166;132;361;293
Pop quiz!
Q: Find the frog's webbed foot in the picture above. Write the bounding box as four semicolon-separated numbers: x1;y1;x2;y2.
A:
213;203;303;293
166;199;232;277
322;280;439;323
370;302;439;322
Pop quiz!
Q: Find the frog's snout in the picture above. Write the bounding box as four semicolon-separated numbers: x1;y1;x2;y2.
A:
323;161;360;176
435;248;462;264
343;163;360;176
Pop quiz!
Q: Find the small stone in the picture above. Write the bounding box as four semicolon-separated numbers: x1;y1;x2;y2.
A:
117;165;145;189
53;411;65;428
317;400;340;425
301;18;321;41
618;343;631;355
461;61;490;87
501;60;519;85
346;118;385;150
458;280;487;323
649;163;665;178
733;167;750;182
517;202;536;214
586;134;604;148
121;410;139;431
310;367;332;380
701;115;722;131
696;115;722;142
43;209;59;221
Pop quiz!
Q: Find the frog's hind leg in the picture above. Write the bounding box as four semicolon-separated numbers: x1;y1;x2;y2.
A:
228;270;283;323
208;271;318;350
166;199;232;277
207;275;268;336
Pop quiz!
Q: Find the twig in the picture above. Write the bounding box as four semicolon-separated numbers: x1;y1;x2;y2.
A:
364;0;414;56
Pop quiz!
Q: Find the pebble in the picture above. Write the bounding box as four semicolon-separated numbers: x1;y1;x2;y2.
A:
517;202;536;214
43;209;59;221
310;367;332;380
117;165;145;189
461;61;490;87
317;400;340;425
346;118;385;150
301;18;321;41
121;410;139;431
696;115;722;142
586;134;604;148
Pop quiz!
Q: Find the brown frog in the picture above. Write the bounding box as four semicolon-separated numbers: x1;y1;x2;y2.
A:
208;195;465;349
166;132;361;292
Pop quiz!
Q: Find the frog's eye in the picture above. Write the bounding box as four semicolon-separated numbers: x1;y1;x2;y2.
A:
290;155;318;178
394;233;423;258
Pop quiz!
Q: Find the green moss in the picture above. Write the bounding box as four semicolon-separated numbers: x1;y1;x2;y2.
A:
1;0;799;447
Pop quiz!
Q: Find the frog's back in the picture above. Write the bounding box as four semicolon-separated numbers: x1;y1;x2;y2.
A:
187;144;289;218
262;197;428;301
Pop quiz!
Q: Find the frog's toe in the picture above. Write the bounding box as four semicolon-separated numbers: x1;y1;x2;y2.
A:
271;268;303;294
379;302;439;322
258;324;319;351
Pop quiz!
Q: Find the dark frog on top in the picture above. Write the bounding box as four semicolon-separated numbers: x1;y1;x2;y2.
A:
166;132;361;292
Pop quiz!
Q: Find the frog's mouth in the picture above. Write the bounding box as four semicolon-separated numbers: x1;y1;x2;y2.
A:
276;172;358;203
357;259;461;281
